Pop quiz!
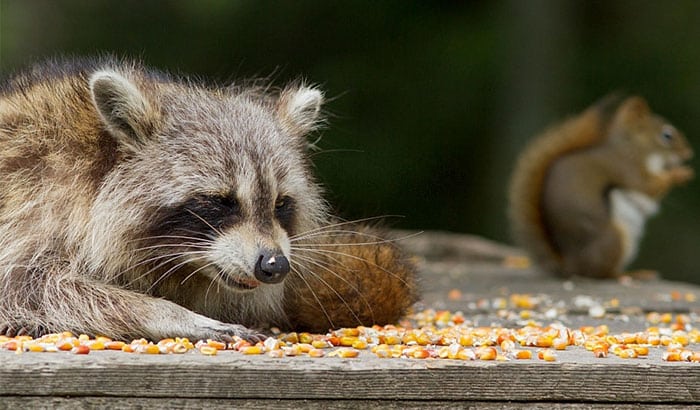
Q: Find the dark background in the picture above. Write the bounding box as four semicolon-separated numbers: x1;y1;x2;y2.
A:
1;0;698;283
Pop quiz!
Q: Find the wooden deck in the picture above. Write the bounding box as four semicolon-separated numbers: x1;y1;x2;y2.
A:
1;232;699;409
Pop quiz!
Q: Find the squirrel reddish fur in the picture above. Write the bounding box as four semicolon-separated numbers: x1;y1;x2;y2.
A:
508;95;694;278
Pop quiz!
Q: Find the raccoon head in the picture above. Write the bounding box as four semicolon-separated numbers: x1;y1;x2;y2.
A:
88;68;328;296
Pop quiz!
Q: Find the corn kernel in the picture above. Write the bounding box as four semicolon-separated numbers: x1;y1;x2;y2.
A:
27;344;45;353
199;345;217;356
299;332;313;344
332;347;359;358
241;345;263;355
538;349;556;361
72;345;90;355
268;349;284;358
308;348;325;358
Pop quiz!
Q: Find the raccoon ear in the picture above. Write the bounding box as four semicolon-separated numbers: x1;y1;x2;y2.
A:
89;70;157;150
277;85;324;138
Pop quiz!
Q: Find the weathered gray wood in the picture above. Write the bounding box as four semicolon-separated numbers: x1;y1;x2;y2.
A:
2;397;698;410
0;350;698;402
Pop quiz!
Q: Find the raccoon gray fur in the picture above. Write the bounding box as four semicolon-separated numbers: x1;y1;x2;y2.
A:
0;57;418;342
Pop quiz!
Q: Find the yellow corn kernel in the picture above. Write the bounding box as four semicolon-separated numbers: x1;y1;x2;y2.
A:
106;341;126;351
538;349;557;361
199;345;218;356
500;339;515;352
632;346;649;356
352;339;368;350
552;338;568;350
477;347;497;360
206;340;227;350
617;349;637;359
283;332;299;344
457;348;476;360
299;332;313;344
88;340;105;351
311;339;330;349
27;344;45;353
143;344;160;354
411;348;430;359
339;336;357;346
331;347;360;358
241;345;263;355
172;343;188;354
308;348;325;358
663;351;681;361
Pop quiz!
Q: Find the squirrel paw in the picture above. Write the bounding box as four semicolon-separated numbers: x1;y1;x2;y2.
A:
669;165;694;185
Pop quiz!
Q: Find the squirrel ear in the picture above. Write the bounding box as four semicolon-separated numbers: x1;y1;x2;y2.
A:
277;85;324;138
90;70;158;151
616;96;651;123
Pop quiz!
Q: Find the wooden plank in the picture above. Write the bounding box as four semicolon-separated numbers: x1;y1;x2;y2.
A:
2;397;698;410
0;350;698;403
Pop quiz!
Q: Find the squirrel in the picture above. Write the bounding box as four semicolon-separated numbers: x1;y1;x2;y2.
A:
508;95;694;278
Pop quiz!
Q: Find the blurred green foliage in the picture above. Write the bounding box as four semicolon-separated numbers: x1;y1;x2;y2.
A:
1;0;699;283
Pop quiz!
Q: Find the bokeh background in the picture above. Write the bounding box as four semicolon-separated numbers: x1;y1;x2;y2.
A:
1;0;698;283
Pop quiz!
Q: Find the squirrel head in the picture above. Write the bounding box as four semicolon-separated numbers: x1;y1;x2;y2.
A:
608;96;693;175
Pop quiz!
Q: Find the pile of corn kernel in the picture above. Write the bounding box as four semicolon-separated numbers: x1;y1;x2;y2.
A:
1;308;698;362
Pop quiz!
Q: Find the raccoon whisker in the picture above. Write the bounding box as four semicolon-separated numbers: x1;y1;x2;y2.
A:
289;216;402;240
147;254;211;294
290;253;371;325
177;228;219;243
290;229;385;243
288;265;336;330
292;250;375;318
180;260;217;286
180;262;214;285
117;250;210;280
121;251;209;287
132;242;213;252
292;246;413;289
185;209;225;238
292;229;423;246
290;238;399;247
203;265;225;305
127;234;215;245
307;148;364;159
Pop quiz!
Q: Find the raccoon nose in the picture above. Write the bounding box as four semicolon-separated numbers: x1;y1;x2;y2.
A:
254;250;290;284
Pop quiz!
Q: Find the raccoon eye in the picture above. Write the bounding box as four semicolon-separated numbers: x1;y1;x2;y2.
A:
216;195;239;212
275;196;288;210
274;196;295;231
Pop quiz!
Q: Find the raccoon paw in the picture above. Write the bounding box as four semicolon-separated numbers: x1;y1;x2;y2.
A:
0;322;47;338
199;323;267;344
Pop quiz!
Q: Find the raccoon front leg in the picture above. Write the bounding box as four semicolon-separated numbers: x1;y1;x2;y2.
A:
21;274;265;342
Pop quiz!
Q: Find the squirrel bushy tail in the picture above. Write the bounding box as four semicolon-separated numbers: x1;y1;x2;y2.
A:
507;96;622;274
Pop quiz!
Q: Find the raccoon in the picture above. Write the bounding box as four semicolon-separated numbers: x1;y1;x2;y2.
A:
0;57;418;342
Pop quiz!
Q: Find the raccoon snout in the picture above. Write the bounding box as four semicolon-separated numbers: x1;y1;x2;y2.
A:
253;250;290;284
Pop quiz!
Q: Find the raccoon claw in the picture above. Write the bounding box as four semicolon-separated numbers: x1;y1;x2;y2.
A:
0;323;46;338
204;324;267;344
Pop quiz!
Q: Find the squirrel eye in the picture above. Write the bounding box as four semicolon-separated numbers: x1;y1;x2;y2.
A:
660;126;675;145
275;196;287;209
